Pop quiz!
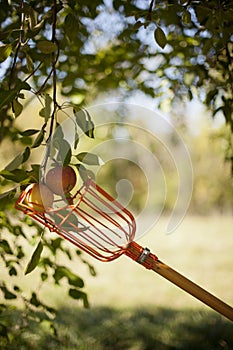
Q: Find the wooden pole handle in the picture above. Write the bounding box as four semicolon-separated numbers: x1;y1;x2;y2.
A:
125;241;233;322
151;259;233;321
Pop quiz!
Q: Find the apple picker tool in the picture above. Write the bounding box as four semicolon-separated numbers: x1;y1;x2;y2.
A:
15;177;233;322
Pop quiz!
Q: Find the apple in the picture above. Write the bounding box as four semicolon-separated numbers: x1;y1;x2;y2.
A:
45;165;77;196
25;183;54;213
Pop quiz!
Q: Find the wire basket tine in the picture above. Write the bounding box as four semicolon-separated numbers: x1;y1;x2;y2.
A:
15;178;136;261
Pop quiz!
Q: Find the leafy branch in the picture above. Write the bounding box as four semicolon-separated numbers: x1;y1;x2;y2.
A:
0;3;98;340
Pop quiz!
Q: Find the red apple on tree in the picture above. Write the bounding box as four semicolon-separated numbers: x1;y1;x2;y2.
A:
25;183;54;213
45;165;77;196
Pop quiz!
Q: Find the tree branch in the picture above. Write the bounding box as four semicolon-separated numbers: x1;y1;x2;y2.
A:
35;49;59;95
147;0;155;21
9;0;25;90
40;0;58;179
49;0;58;142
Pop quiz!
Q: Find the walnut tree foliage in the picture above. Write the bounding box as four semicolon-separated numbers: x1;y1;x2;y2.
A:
0;0;232;342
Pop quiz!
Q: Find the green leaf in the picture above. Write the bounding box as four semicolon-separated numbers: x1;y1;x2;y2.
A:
134;21;143;30
13;285;22;292
73;108;86;132
51;237;62;252
64;13;78;41
20;3;37;27
74;164;95;182
17;245;25;259
53;122;64;140
0;29;9;41
20;81;31;91
74;129;79;149
12;99;23;118
30;292;40;307
19;129;40;137
26;53;34;72
39;108;46;118
223;105;231;124
0;325;8;339
53;266;84;288
37;40;57;54
0;90;17;109
41;272;48;281
68;273;84;288
79;256;97;277
154;27;167;49
0;169;28;182
206;89;217;105
0;82;30;110
0;188;17;201
0;285;17;300
5;147;30;171
68;289;89;308
39;94;52;122
22;146;30;162
31;128;45;148
0;44;12;63
45;94;52;121
28;164;41;182
25;240;43;275
75;152;101;165
68;288;82;299
0;239;13;254
52;123;72;166
56;139;72;167
73;107;95;138
13;225;24;237
188;89;193;100
5;154;23;171
9;267;17;276
0;188;17;210
182;10;191;25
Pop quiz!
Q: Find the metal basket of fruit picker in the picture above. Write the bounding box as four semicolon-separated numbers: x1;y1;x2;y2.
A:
15;165;233;322
15;170;136;261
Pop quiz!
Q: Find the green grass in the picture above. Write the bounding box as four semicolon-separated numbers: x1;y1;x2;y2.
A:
1;306;233;350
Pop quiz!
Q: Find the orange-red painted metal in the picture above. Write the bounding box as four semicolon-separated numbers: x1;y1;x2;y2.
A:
15;178;136;262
